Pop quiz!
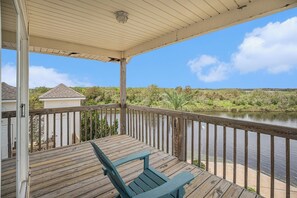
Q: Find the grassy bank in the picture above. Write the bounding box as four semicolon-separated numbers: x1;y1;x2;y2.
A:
29;85;297;112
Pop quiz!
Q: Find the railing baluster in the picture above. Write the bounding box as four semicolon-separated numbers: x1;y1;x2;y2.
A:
233;128;237;184
172;116;174;155
135;110;138;139
142;111;144;142
271;135;274;198
53;113;56;147
153;113;156;147
149;113;151;146
114;108;116;134
131;109;133;137
39;114;42;150
60;113;63;147
88;110;92;139
46;113;49;149
206;122;209;171
84;111;87;141
132;109;135;138
198;121;201;168
245;130;248;189
286;138;290;198
7;116;12;157
138;110;141;140
157;114;160;149
133;110;138;139
94;110;98;139
214;124;217;175
30;115;34;152
145;111;148;144
127;108;130;136
140;111;143;143
110;108;112;136
135;110;138;138
191;120;194;164
73;111;76;144
105;108;108;136
223;126;226;179
67;112;69;145
185;119;188;162
100;108;103;138
166;115;169;153
89;110;92;139
162;115;164;151
257;132;261;195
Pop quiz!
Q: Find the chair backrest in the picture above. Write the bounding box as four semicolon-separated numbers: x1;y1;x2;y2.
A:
90;142;132;198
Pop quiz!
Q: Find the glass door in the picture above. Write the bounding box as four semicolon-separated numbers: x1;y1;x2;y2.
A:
1;0;17;196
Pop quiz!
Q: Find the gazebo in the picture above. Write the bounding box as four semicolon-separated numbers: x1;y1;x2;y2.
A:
1;0;297;197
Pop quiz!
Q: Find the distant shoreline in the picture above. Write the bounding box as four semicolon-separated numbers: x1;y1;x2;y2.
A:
29;87;297;112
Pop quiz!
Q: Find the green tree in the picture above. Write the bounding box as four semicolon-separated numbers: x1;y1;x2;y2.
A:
163;90;192;110
145;84;160;107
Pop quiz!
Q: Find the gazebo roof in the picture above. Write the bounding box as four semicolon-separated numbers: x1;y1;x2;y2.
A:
2;0;297;62
39;83;85;100
1;82;16;101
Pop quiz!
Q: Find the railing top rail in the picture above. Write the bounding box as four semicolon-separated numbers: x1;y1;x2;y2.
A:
2;103;120;118
127;105;297;140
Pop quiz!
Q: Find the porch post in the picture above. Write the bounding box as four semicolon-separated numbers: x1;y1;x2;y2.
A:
120;58;127;135
173;117;186;161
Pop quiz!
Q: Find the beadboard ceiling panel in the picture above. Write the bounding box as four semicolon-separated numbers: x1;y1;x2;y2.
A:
2;0;297;62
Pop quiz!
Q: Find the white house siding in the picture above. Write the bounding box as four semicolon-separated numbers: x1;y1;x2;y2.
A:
1;101;16;159
42;99;82;148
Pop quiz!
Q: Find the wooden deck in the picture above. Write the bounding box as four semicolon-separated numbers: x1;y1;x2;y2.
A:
1;135;259;198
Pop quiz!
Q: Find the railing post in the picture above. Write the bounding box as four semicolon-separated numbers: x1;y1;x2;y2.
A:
120;58;127;135
173;117;186;161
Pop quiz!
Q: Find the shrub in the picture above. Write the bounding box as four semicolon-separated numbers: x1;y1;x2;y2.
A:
193;160;206;170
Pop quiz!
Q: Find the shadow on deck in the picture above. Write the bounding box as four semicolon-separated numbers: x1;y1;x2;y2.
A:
1;135;259;198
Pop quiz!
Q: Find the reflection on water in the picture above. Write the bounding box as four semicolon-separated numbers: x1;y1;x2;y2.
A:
203;112;297;127
196;112;297;186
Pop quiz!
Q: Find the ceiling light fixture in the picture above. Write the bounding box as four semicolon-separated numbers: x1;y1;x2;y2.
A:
115;10;129;24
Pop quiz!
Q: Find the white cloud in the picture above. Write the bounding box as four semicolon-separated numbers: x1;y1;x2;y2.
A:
2;63;16;86
232;17;297;74
188;55;230;82
188;17;297;82
2;64;91;88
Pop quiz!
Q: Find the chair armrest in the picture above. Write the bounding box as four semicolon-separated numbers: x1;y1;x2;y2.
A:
113;150;151;167
133;172;194;198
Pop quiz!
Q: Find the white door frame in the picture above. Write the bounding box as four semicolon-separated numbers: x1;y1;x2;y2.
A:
14;0;29;197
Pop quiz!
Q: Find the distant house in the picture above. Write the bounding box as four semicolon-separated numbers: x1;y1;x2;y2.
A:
39;83;86;108
39;84;86;147
1;82;17;159
2;82;17;111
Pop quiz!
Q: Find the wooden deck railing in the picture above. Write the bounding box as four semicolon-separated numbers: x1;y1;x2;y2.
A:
2;103;296;197
1;104;120;156
127;105;297;198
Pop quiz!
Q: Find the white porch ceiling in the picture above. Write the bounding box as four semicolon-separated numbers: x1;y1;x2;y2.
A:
2;0;297;62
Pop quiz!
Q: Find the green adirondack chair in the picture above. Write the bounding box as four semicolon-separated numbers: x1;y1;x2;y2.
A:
90;142;194;198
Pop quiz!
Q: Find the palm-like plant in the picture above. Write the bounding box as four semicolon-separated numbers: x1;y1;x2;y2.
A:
163;90;192;110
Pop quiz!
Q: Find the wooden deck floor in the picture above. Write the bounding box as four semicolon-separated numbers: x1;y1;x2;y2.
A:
1;135;259;198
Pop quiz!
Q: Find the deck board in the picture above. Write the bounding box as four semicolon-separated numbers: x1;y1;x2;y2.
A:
1;135;256;198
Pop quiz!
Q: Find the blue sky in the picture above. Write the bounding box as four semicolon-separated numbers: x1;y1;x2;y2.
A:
2;7;297;89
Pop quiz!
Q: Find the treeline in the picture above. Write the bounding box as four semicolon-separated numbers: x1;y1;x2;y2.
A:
29;85;297;112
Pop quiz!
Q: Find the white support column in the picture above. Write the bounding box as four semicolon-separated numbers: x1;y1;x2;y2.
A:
120;58;127;135
16;6;29;197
